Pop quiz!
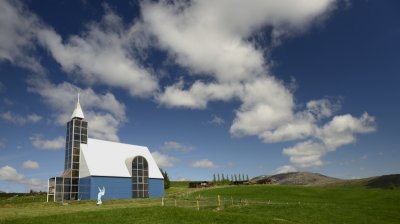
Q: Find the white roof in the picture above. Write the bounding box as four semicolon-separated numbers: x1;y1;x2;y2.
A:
79;138;163;179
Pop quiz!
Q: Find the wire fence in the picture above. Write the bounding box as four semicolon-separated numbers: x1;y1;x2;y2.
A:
159;194;327;211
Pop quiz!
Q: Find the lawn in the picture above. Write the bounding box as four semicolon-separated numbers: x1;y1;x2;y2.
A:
0;185;399;224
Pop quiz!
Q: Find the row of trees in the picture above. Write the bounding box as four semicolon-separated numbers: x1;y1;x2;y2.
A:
160;169;250;188
213;173;249;183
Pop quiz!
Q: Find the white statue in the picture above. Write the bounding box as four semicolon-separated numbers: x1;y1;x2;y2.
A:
97;186;105;205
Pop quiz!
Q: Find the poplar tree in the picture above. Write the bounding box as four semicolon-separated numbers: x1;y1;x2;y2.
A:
160;169;170;189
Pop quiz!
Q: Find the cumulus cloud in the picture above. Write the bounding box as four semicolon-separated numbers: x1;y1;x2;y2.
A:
30;135;64;150
0;165;45;191
27;76;126;142
36;5;158;97
161;141;194;152
283;113;376;167
0;0;44;73
22;160;39;169
143;0;335;83
191;159;217;168
273;165;297;174
0;111;42;125
142;0;376;169
1;1;157;97
151;151;178;167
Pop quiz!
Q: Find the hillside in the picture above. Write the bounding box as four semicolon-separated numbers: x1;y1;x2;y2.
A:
252;172;340;186
328;174;400;189
252;172;400;188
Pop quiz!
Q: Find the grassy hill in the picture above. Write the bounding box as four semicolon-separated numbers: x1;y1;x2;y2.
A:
0;185;399;224
327;174;400;189
252;172;400;189
252;172;340;186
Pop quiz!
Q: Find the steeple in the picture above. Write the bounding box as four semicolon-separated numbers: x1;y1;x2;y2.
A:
71;92;84;119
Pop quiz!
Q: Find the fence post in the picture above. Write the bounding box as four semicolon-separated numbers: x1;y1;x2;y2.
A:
162;197;164;206
218;195;221;207
175;199;177;207
231;196;233;205
197;200;200;211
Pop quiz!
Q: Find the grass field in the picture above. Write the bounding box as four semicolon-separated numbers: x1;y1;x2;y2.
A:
1;184;399;224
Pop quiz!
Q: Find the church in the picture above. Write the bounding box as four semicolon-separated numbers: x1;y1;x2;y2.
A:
47;97;164;202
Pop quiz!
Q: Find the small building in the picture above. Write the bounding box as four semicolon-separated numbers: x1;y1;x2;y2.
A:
188;181;212;188
232;180;250;185
256;178;276;185
47;97;164;202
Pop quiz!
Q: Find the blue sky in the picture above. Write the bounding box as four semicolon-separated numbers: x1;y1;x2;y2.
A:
0;0;399;192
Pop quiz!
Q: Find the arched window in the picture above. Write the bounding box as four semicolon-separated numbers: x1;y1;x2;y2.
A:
132;156;149;198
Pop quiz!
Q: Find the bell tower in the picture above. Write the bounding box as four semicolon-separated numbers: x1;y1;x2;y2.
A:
62;94;88;200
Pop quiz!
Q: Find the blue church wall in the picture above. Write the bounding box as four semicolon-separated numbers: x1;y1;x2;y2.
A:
79;176;164;200
78;177;91;200
149;178;164;198
79;176;131;200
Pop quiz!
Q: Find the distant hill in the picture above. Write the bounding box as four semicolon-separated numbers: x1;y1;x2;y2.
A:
328;174;400;189
252;172;340;186
252;172;400;189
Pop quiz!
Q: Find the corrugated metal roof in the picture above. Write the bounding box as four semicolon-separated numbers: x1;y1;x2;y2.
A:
79;138;163;179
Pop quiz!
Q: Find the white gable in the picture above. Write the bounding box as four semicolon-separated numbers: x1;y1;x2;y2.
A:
79;138;163;179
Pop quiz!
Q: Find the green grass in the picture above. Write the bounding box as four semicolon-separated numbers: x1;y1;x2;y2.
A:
1;185;399;224
170;181;190;188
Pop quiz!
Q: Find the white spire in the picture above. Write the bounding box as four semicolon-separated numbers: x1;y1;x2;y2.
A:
71;92;84;119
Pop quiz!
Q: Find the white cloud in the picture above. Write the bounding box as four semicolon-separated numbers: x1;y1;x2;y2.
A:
230;77;295;139
0;0;44;73
191;159;217;168
209;115;225;125
36;5;158;98
143;0;335;83
161;141;194;152
28;76;126;142
306;99;341;120
360;155;368;160
0;111;42;125
142;0;358;149
1;1;158;97
22;160;39;169
283;141;326;167
273;165;297;174
318;113;375;149
283;113;376;168
30;135;64;150
151;151;178;168
0;165;46;191
157;81;240;109
141;0;375;169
